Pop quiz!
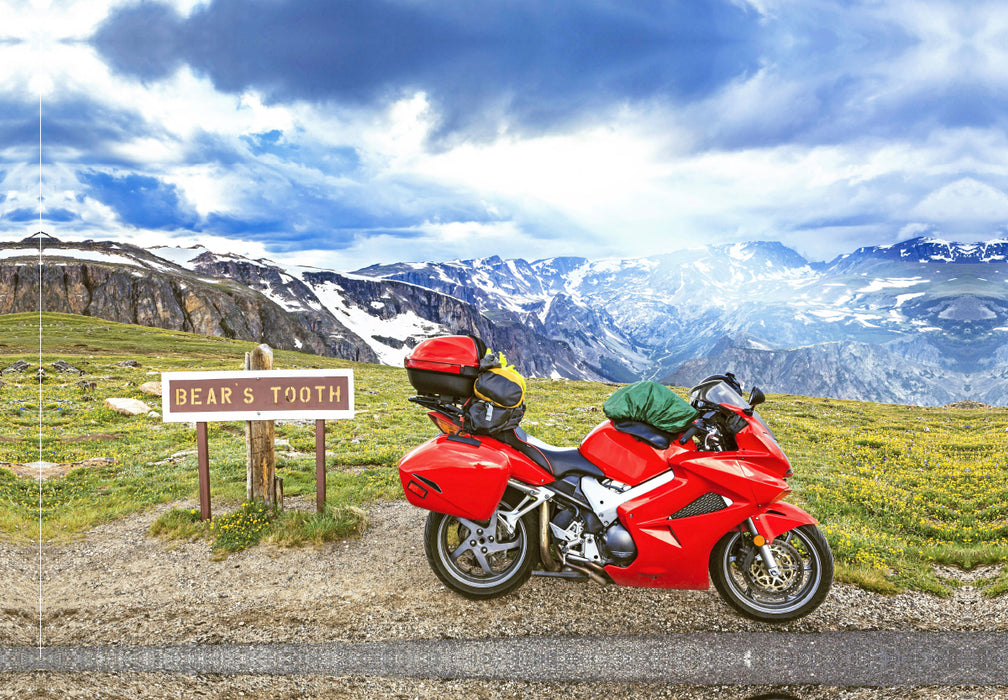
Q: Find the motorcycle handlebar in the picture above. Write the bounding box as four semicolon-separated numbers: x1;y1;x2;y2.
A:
678;409;719;446
677;425;700;445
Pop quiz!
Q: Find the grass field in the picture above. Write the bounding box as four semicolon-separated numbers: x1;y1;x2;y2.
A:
2;312;1007;595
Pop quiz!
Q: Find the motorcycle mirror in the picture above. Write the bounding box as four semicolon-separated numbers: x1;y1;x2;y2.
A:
749;387;766;407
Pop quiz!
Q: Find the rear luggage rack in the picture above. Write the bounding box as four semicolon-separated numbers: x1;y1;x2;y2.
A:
409;395;464;418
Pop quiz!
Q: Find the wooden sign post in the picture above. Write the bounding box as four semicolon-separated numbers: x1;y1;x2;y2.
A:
245;345;276;505
161;362;354;521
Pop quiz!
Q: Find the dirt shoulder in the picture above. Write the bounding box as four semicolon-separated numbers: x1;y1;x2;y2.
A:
2;499;1006;650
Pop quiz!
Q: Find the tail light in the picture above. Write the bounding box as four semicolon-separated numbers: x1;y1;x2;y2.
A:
428;411;463;435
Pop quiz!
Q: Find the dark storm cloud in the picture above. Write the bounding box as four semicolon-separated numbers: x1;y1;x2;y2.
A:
34;98;166;167
91;0;761;139
214;176;458;246
201;212;285;236
0;98;44;156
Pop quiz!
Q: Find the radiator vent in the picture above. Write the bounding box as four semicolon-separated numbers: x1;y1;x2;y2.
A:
669;492;727;519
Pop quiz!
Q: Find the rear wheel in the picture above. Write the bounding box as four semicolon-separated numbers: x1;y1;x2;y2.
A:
710;524;833;622
424;493;538;599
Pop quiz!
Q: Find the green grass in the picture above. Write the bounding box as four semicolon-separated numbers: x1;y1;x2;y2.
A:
149;502;368;557
765;397;1008;594
0;313;407;541
149;504;370;560
3;312;1008;594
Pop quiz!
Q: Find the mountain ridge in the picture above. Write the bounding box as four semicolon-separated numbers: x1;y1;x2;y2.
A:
3;234;1006;405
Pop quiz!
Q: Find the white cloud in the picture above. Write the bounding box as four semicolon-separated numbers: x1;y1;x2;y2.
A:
912;178;1008;223
9;0;1008;268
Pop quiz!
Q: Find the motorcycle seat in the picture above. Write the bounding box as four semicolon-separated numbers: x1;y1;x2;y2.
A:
498;428;605;480
612;419;675;449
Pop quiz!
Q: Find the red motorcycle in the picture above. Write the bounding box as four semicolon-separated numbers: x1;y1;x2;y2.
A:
398;336;833;622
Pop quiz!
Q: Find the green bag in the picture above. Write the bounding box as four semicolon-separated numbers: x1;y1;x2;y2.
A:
602;381;699;434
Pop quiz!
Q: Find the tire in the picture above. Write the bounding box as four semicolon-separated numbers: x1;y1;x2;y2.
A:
424;492;538;599
710;524;833;623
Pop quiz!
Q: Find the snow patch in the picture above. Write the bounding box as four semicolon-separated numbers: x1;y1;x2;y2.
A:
311;281;447;365
149;246;208;267
808;309;849;322
728;242;753;261
894;292;925;307
856;278;927;293
23;248;144;268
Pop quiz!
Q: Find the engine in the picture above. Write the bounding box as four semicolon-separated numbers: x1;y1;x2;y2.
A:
602;522;636;564
549;502;637;568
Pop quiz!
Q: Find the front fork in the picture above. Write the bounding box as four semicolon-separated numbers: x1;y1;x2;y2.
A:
746;517;782;578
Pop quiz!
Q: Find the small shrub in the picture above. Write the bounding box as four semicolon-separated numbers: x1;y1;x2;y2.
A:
149;507;205;540
268;505;369;546
210;501;276;557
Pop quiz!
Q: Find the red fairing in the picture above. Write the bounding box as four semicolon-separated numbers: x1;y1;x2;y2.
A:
580;420;695;486
604;456;763;589
730;408;791;476
398;434;553;521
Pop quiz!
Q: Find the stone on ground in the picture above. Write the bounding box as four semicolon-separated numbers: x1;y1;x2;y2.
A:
105;398;151;416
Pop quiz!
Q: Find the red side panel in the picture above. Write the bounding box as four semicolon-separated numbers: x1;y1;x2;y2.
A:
398;434;554;520
399;435;509;520
604;466;754;590
579;420;694;486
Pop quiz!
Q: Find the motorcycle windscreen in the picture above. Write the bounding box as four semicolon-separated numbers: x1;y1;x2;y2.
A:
398;434;511;521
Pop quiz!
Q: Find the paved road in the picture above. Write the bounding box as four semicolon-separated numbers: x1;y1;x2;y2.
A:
3;632;1007;686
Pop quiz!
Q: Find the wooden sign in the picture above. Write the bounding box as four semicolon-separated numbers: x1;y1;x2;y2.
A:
160;369;354;422
161;365;354;521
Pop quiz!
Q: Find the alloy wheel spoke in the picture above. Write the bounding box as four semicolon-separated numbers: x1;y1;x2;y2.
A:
450;540;473;563
488;537;520;553
448;514;510;575
469;547;494;574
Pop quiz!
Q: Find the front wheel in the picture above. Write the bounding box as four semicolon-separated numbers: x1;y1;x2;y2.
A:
424;492;538;599
710;524;833;623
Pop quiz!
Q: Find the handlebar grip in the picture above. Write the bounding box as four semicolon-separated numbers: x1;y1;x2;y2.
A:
678;425;700;445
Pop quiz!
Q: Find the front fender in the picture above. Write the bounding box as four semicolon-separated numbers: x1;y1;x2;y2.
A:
752;501;818;543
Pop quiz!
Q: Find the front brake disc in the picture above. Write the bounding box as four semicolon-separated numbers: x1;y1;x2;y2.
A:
744;538;803;596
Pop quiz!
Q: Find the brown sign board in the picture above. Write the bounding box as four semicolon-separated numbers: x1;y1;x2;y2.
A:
161;369;354;422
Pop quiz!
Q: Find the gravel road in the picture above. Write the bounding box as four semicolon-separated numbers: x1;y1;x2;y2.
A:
2;498;1007;698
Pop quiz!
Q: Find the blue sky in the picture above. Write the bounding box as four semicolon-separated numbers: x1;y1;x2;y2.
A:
4;0;1008;269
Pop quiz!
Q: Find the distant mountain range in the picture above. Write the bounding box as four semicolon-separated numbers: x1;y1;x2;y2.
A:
3;233;1006;406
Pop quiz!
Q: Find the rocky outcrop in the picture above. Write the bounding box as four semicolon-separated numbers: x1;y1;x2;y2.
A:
0;238;603;378
190;253;604;378
104;398;151;416
663;340;964;406
303;271;604;379
1;261;378;362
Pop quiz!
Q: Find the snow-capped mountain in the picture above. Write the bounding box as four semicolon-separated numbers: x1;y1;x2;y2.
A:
5;233;1007;405
4;234;605;382
355;237;1008;404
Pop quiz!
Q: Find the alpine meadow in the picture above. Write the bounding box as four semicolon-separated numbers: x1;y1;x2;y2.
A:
2;312;1006;597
